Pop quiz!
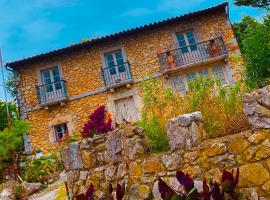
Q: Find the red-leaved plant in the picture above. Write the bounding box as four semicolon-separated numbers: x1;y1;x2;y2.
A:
158;169;240;200
76;182;125;200
81;105;112;137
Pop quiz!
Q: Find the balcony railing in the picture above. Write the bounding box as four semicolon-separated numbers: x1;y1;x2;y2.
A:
158;37;227;72
36;80;68;105
102;62;133;88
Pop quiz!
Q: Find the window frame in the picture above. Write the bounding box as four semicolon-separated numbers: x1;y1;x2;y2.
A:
175;31;198;53
53;123;68;142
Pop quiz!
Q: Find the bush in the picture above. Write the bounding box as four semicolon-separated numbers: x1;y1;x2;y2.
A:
139;75;244;148
23;154;63;183
81;105;112;137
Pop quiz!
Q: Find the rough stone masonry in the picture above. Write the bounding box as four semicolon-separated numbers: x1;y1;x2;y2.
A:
61;86;270;199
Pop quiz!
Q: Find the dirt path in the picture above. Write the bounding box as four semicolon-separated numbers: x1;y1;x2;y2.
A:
28;180;68;200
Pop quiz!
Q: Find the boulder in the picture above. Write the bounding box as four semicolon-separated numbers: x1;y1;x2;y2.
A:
22;181;42;195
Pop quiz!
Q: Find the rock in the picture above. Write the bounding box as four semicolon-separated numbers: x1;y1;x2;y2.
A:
152;181;162;200
239;188;259;200
227;138;250;154
79;171;88;181
244;145;270;161
81;149;95;169
238;163;269;187
248;131;268;144
106;130;122;161
129;184;150;199
204;143;227;157
129;162;142;177
104;165;117;181
143;158;164;174
22;181;42;195
167;112;204;151
117;163;127;178
123;137;145;160
61;142;83;170
262;180;270;194
161;152;183;171
254;104;270;118
0;181;16;200
89;167;105;181
184;151;201;162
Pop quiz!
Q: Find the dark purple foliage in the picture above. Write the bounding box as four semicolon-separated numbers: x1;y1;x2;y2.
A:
76;183;94;200
81;105;112;137
158;178;177;200
116;183;125;200
158;169;240;200
176;171;195;192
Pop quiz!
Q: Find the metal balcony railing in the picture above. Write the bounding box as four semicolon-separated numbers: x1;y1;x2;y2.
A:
36;80;67;105
101;62;133;87
158;37;227;72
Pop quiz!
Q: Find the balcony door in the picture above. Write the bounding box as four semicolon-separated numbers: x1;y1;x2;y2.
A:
104;50;127;84
176;31;206;65
41;67;63;102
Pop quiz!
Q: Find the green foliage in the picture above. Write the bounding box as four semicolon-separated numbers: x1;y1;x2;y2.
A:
0;101;19;131
6;73;17;100
23;154;63;183
0;119;29;179
234;0;270;8
233;14;270;89
140;75;244;146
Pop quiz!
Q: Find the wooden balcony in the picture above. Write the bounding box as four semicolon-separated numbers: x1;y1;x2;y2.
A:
158;37;228;74
36;80;68;107
101;62;133;91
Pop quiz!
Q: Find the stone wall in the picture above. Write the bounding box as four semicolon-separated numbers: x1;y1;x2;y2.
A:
61;122;270;199
15;8;243;151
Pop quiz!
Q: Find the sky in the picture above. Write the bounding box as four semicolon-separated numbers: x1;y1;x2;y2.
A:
0;0;266;100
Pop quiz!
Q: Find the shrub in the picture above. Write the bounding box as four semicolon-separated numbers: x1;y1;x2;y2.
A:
23;154;63;183
139;75;245;147
158;169;240;200
81;105;112;137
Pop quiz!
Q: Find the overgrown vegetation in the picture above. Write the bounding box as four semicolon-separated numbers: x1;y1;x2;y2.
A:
0;119;29;181
0;101;19;131
234;0;270;8
81;105;112;137
22;154;63;183
233;13;270;89
139;75;244;152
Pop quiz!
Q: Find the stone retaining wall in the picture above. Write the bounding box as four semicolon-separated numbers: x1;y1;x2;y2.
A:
62;126;270;199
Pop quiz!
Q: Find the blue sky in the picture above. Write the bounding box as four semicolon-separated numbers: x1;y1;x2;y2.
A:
0;0;266;100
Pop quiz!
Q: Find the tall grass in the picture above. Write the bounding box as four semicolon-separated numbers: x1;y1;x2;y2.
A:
139;75;244;152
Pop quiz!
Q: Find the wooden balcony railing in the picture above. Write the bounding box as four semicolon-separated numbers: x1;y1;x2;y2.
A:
101;62;133;88
158;37;227;73
36;80;68;105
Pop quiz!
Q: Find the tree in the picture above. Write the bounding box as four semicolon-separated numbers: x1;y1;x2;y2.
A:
0;119;29;180
0;101;18;131
234;0;270;8
233;14;270;88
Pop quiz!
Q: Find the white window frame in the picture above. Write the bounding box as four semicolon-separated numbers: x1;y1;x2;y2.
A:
36;63;64;86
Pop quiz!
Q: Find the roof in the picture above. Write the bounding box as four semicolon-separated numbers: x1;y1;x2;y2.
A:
7;2;228;68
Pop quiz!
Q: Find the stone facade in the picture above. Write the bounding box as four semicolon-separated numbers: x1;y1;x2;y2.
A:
61;125;270;199
12;5;242;151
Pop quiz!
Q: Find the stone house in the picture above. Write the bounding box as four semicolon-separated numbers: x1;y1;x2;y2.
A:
6;2;242;151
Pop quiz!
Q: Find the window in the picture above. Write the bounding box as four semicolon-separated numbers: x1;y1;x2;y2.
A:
173;76;186;93
176;31;198;54
54;123;68;142
199;69;209;77
104;49;125;75
213;66;227;85
187;71;197;82
41;67;62;92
